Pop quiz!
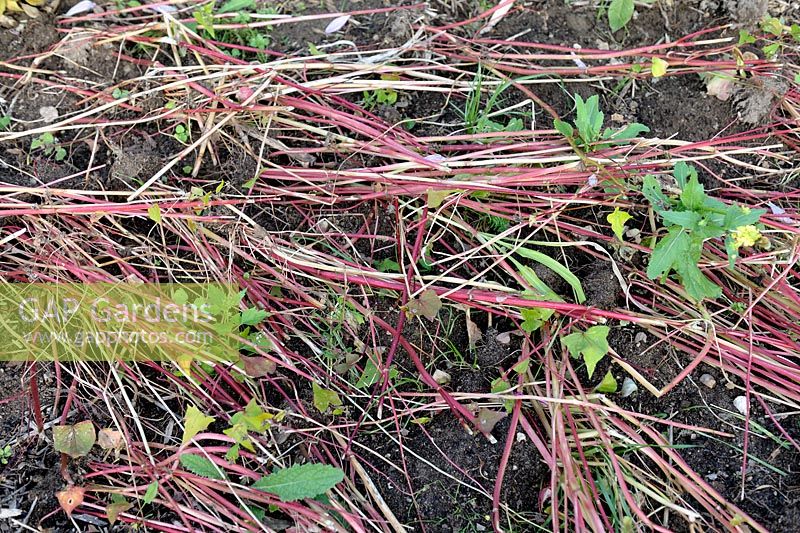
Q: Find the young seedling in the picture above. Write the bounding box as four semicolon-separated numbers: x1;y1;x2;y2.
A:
554;94;648;152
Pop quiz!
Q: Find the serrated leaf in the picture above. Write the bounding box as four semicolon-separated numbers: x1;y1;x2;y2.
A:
595;370;618;393
312;383;342;413
651;57;668;78
240;307;268;325
53;421;96;458
562;325;609;379
147;203;162;224
607;207;632;240
608;0;633;32
723;206;764;229
182;405;214;445
143;481;158;504
407;290;442;320
646;227;690;279
253;463;344;502
520;306;553;333
179;453;226;480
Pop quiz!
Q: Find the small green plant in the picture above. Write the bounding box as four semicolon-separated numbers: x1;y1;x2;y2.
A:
462;68;523;135
174;124;189;143
112;87;130;99
361;74;400;110
30;132;67;161
756;16;800;58
562;325;610;379
642;162;766;301
191;0;274;60
606;0;634;33
554;94;648;152
0;115;10;130
0;444;11;465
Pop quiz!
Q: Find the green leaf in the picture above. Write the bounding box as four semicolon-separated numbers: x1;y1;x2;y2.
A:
763;42;781;58
182;405;214;445
673;161;694;188
503;245;585;303
561;326;610;379
675;261;722;301
179;453;226;480
240;307;268;326
680;174;705;211
609;122;649;141
738;29;756;45
513;262;561;302
520;306;554;333
723;206;764;230
660;210;701;229
651;57;668;78
512;359;530;374
312;383;342;413
253;463;345;502
646;227;690;279
53;421;96;458
148;204;162;224
354;359;397;389
375;258;401;272
553;119;574;139
143;481;159;504
596;370;618;393
762;17;784;37
607;207;632;240
608;0;634;32
574;94;603;145
641;175;670;210
219;0;255;13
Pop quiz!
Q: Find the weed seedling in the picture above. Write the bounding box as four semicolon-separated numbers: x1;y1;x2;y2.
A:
642;162;766;300
30;132;67;161
554;94;648;152
0;444;11;465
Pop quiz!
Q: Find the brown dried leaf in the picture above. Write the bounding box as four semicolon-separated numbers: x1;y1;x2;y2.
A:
406;290;442;320
476;408;506;434
57;486;85;516
97;428;123;451
106;502;131;525
240;355;276;377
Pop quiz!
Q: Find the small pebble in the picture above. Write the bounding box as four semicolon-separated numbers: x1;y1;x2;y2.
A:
621;377;638;398
724;381;736;390
734;396;748;415
496;331;511;345
432;369;451;385
700;373;716;389
634;332;647;344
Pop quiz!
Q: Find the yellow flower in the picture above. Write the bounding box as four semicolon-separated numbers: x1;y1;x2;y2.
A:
731;225;761;248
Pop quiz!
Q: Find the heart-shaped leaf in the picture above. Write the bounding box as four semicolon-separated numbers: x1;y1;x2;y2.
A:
53;421;96;458
57;486;85;516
